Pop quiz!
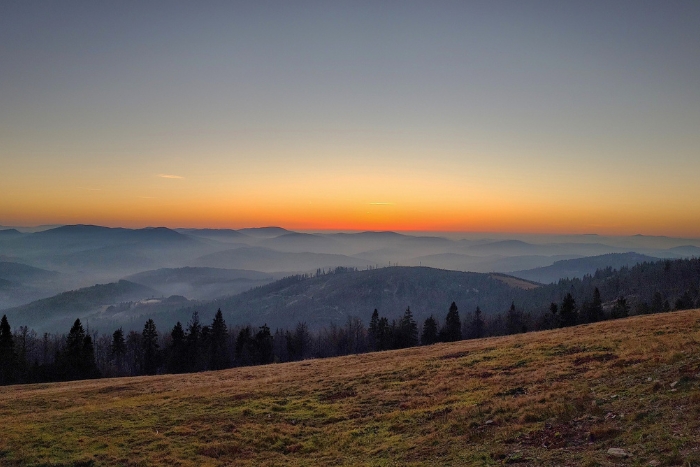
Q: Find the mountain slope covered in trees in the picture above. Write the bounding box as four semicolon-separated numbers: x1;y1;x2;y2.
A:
510;252;660;284
4;280;160;330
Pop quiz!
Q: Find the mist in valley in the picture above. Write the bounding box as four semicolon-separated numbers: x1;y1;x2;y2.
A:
1;224;699;333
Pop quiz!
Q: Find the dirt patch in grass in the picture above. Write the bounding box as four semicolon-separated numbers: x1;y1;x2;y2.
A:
573;353;618;366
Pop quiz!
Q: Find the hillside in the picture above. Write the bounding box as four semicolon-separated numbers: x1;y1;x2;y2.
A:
1;309;698;466
180;267;536;331
3;280;160;331
510;252;660;284
0;261;59;283
191;246;371;273
124;267;276;300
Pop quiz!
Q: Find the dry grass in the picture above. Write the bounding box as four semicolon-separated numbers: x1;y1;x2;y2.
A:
2;310;700;466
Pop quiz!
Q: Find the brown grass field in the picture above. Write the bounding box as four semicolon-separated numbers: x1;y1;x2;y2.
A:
1;309;700;466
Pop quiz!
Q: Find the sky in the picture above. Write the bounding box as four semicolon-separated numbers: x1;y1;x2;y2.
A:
1;1;699;236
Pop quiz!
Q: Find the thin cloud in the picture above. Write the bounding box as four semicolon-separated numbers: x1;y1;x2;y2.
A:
369;202;394;205
157;174;184;179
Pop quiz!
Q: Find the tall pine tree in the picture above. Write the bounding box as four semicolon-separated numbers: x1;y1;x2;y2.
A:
441;302;462;342
0;315;16;384
142;319;159;375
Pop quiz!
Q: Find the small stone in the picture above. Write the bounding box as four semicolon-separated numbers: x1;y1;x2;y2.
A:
670;381;679;388
648;461;660;466
647;377;653;382
611;394;618;399
607;448;630;458
485;419;494;425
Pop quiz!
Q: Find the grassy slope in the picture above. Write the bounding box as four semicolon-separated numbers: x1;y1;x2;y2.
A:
1;310;700;466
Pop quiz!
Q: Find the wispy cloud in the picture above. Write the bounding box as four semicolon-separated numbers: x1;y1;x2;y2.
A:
369;202;394;205
157;174;184;179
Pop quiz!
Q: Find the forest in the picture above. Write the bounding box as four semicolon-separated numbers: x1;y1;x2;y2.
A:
2;257;700;386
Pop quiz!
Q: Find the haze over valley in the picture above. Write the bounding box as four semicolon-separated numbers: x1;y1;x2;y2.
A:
2;224;699;332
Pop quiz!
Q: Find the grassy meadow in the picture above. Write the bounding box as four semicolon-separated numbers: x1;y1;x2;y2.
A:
1;309;700;466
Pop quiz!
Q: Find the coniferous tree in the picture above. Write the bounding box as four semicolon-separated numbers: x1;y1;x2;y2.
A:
255;324;273;365
395;307;418;348
548;302;559;328
235;326;254;366
377;316;391;350
111;328;126;376
471;306;485;339
167;321;187;373
651;291;665;313
82;334;100;379
421;316;439;345
506;301;524;334
63;319;86;380
560;293;578;327
610;297;629;319
368;309;380;350
186;311;203;371
441;302;462;342
125;330;143;376
581;288;603;323
61;319;99;380
142;319;159;375
209;309;229;370
591;287;603;322
287;322;311;361
0;315;16;384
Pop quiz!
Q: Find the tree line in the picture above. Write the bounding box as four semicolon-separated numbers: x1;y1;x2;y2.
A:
3;257;700;386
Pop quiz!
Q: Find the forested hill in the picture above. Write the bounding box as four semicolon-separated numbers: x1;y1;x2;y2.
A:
530;257;700;314
4;280;159;330
3;258;699;334
175;258;700;332
171;267;538;331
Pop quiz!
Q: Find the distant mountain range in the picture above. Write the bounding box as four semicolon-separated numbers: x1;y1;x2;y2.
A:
1;224;699;327
4;257;700;335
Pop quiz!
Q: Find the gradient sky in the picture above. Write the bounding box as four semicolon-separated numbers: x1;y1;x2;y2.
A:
1;1;699;235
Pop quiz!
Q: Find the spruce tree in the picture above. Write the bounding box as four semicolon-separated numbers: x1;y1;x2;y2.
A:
111;328;126;376
421;316;438;345
167;321;187;373
209;309;229;370
590;287;603;322
0;315;16;384
506;301;524;334
441;302;462;342
235;326;253;366
255;324;273;365
63;319;86;380
397;307;418;348
560;293;577;327
368;309;380;350
82;334;100;379
377;317;390;350
472;306;484;339
611;297;629;319
142;319;159;375
186;311;203;371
